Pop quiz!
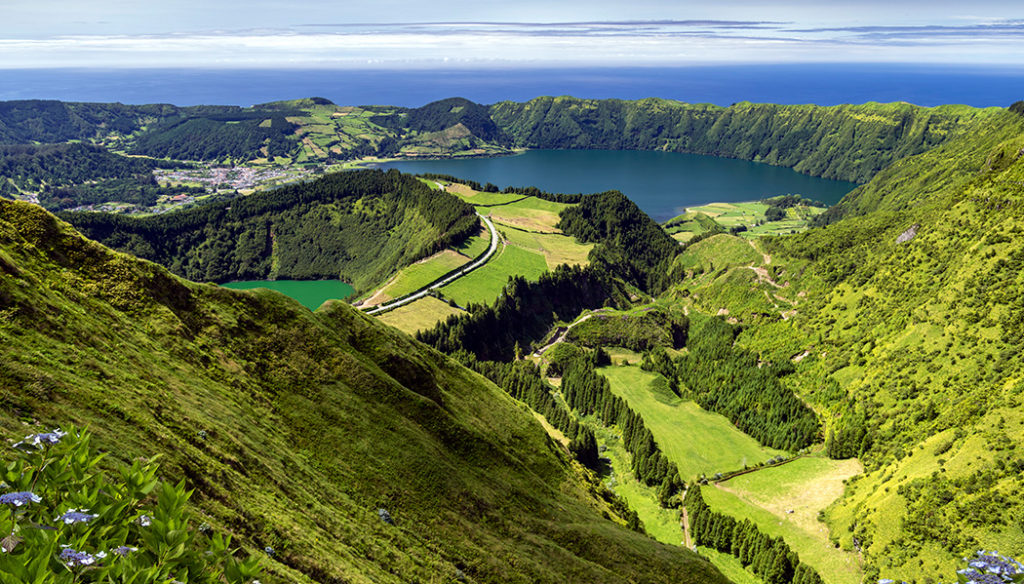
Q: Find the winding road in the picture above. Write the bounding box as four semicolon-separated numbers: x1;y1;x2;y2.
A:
363;212;500;316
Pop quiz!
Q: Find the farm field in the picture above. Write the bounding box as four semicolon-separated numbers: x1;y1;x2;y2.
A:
439;239;548;306
597;365;781;480
376;296;465;335
374;249;471;301
501;226;593;269
703;465;864;584
686;201;827;238
488;196;568;232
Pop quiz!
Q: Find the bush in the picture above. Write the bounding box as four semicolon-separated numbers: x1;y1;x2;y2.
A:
0;426;261;583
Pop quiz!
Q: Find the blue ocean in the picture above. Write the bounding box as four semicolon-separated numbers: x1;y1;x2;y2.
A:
1;65;1021;108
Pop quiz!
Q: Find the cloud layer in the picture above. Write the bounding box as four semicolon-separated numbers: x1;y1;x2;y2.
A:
3;18;1024;68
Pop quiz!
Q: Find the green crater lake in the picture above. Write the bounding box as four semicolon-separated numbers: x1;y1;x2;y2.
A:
221;280;354;311
382;149;858;221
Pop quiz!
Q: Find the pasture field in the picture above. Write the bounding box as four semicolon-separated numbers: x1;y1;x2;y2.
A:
489;196;568;232
696;547;764;584
501;226;593;269
684;201;826;238
703;477;863;584
376;250;471;300
376;296;465;335
454;231;492;259
440;243;548;306
675;233;761;273
597;366;781;480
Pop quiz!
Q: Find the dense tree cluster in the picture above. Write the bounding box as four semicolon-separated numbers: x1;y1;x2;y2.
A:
373;97;510;145
642;317;819;451
685;486;824;584
131;114;299;161
418;265;629;361
63;169;477;290
557;190;682;293
565;308;688;353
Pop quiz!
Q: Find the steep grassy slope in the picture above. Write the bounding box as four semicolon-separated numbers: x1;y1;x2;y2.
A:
0;199;731;584
674;107;1024;581
491;97;996;183
63;169;478;292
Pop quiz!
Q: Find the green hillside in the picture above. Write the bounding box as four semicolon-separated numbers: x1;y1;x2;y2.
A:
672;106;1024;581
61;169;479;292
0;198;732;584
491;97;996;183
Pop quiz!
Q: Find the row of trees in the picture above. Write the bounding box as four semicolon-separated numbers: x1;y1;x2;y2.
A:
417;265;630;361
685;486;824;584
642;317;819;451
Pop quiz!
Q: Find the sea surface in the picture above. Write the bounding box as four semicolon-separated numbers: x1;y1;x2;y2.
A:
382;149;857;222
1;65;1022;108
221;279;354;311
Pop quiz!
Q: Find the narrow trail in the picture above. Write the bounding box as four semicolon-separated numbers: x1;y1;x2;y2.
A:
532;313;600;356
680;501;694;550
363;213;500;316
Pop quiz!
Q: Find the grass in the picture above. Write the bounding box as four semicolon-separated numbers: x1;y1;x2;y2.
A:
685;201;826;238
593;424;685;546
696;547;765;584
702;485;863;584
454;232;492;259
675;234;762;273
501;227;593;269
376;296;466;335
596;365;782;480
0;199;734;584
440;243;548;306
378;250;470;299
488;197;568;233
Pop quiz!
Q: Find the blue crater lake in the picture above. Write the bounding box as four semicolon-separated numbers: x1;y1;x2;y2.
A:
382;149;857;222
221;280;354;311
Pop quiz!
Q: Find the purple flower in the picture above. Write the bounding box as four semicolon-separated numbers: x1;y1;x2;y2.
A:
14;429;66;449
110;545;137;557
55;509;97;524
58;547;106;567
136;514;152;527
0;491;41;506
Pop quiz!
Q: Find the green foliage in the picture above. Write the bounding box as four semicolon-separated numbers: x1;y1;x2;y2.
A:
372;98;509;145
0;428;260;584
557;190;681;293
131;114;299;162
565;307;688;353
63;169;477;291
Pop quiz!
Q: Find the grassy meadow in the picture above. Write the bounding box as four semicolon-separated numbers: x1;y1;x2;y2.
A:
596;365;782;480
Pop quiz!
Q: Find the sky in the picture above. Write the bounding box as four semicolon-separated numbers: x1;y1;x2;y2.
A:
2;0;1024;68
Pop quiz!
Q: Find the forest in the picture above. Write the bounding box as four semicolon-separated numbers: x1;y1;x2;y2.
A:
63;169;478;290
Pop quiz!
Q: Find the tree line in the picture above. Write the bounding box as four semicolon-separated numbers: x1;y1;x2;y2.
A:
641;317;819;451
685;486;824;584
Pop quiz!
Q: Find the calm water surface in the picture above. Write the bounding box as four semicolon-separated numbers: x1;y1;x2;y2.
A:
383;149;858;222
221;280;354;311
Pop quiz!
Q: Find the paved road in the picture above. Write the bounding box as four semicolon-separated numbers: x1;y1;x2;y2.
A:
363;213;500;316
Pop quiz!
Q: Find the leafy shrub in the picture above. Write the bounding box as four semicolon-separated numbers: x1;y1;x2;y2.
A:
0;427;261;583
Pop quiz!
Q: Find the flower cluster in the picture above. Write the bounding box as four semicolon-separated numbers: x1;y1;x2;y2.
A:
958;551;1024;584
0;491;41;506
13;428;66;449
58;547;106;568
0;425;263;583
55;508;97;525
878;550;1024;584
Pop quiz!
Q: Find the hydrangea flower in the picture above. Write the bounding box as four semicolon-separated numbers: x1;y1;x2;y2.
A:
263;546;275;557
0;491;41;506
136;514;152;527
55;508;97;524
110;545;137;557
58;547;106;568
14;429;66;449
